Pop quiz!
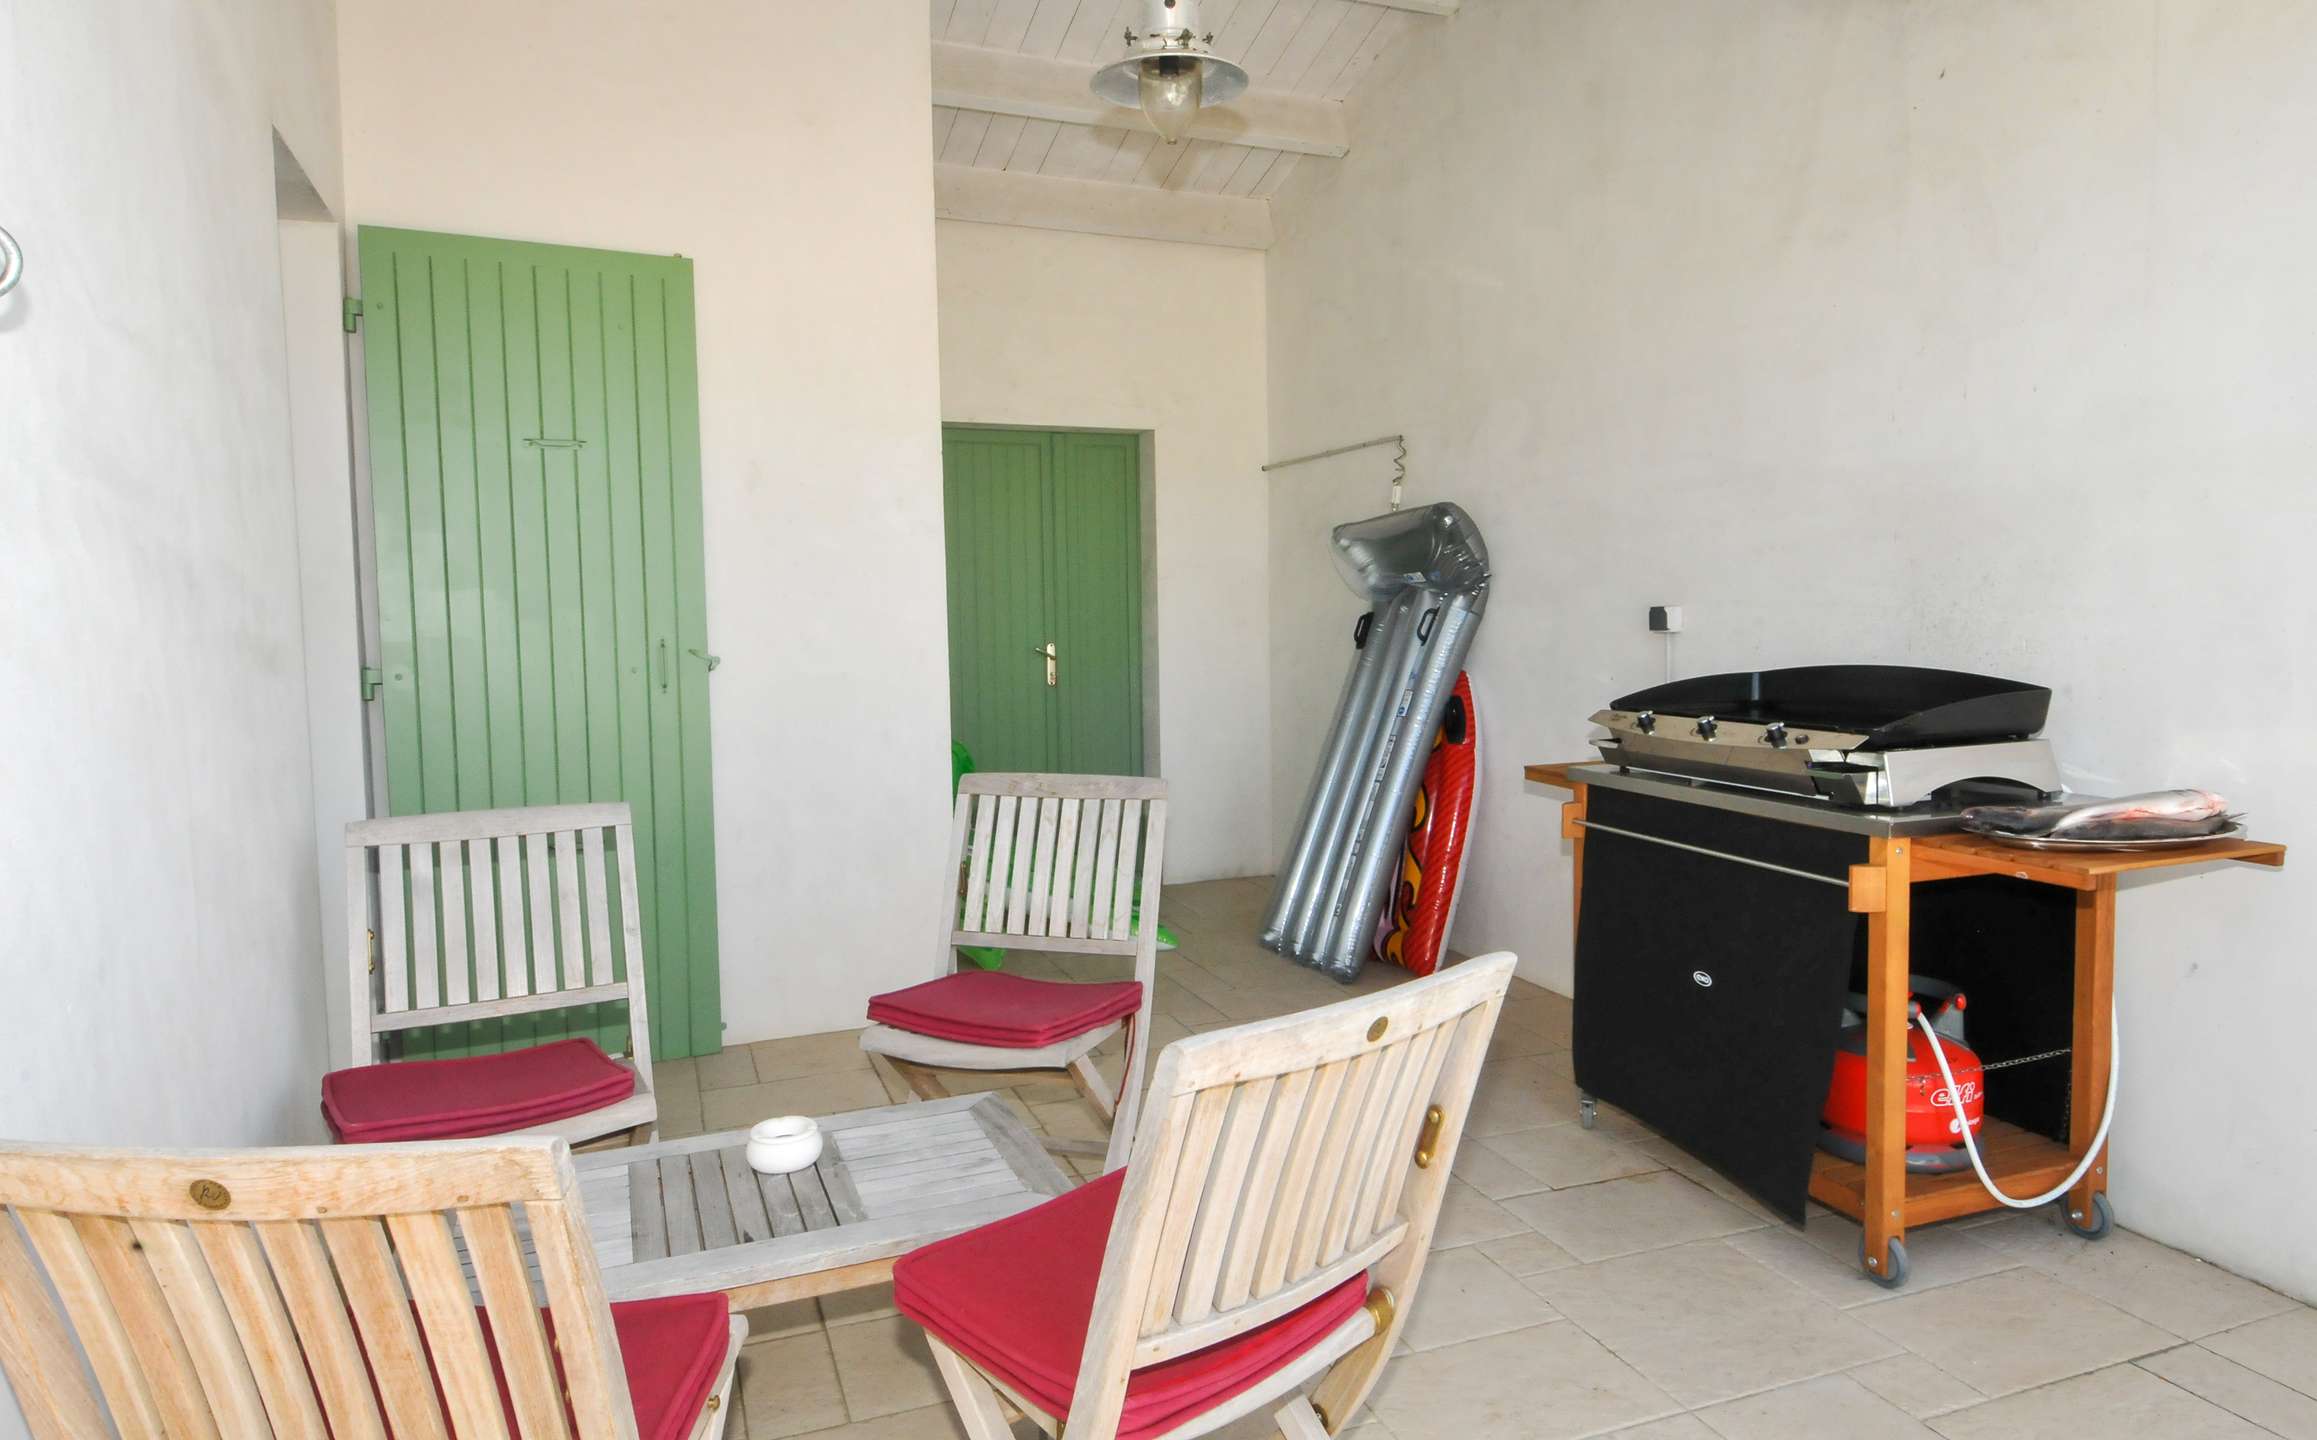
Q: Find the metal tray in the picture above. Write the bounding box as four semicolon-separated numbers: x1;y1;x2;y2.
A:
1962;822;2245;851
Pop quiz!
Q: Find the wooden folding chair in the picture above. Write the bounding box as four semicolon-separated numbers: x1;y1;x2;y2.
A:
330;803;659;1147
893;952;1518;1440
860;774;1168;1172
0;1134;744;1439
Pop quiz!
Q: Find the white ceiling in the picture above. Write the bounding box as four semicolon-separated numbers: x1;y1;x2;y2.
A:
929;0;1451;246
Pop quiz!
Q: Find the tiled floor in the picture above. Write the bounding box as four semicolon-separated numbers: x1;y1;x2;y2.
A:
652;877;2316;1439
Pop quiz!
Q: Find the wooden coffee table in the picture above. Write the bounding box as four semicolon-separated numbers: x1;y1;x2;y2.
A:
570;1092;1072;1310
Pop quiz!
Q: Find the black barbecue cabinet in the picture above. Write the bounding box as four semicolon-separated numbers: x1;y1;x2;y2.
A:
1569;665;2078;1222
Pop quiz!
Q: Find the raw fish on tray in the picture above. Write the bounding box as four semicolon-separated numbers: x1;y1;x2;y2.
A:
1962;789;2236;841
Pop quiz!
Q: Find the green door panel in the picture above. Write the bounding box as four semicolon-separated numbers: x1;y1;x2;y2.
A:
359;226;721;1060
941;426;1142;777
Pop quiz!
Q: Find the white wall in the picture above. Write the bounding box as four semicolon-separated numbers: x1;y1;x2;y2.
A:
1267;0;2317;1301
337;0;951;1043
0;1;344;1429
935;220;1272;881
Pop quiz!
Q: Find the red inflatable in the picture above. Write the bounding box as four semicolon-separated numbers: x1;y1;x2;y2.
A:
1375;672;1481;976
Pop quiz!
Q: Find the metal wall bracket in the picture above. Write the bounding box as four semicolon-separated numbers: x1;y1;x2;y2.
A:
342;296;363;333
359;665;384;701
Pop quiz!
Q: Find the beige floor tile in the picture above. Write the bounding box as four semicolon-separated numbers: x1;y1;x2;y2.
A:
1603;1419;1717;1439
1486;1018;1567;1061
1154;978;1226;1026
752;1030;874;1084
1623;1139;1785;1226
1526;1239;1896;1408
740;1298;827;1342
1697;1373;1937;1438
1928;1362;2271;1439
827;1315;948;1421
658;1088;706;1139
1467;1056;1584;1137
1847;1355;1984;1419
2141;1343;2317;1438
1368;1322;1678;1440
1856;1268;2174;1398
1472;1123;1662;1191
1474;1230;1582;1277
1723;1214;2014;1308
1451;1141;1552;1201
2202;1306;2317;1399
786;1405;971;1439
1503;1172;1764;1263
1400;1247;1561;1351
1428;1177;1531;1250
1029;1097;1107;1143
820;1282;900;1328
701;1071;893;1133
738;1332;848;1438
654;1057;702;1100
698;1045;762;1092
1965;1214;2301;1340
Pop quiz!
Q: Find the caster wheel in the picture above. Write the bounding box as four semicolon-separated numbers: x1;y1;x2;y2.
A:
1861;1236;1910;1289
2065;1193;2114;1240
1578;1096;1597;1131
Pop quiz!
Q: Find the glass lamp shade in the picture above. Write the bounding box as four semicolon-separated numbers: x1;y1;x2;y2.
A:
1141;56;1203;144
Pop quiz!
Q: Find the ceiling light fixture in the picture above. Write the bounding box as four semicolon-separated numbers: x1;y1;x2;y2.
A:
1090;0;1249;146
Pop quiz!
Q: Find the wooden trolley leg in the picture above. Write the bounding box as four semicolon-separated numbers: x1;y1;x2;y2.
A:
2067;878;2118;1233
1862;836;1912;1284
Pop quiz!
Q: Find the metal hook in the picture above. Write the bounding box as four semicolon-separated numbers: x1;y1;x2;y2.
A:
1388;435;1408;511
0;226;22;299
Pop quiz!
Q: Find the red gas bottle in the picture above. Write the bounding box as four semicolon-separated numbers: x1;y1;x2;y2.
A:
1819;978;1985;1174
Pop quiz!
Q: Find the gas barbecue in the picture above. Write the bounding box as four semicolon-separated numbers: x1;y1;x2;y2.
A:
1590;664;2061;809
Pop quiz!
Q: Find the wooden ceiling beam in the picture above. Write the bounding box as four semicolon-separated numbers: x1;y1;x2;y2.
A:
931;42;1350;158
933;165;1275;251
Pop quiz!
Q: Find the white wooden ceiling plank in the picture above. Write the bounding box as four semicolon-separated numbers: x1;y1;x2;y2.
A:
942;109;996;166
1187;143;1258;193
1158;139;1225;191
932;106;961;155
1009;118;1063;171
1266;1;1353;88
1252;152;1300;196
932;0;961;35
1020;0;1084;55
983;0;1045;50
945;0;1005;43
1238;0;1319;80
1220;148;1280;196
1286;2;1381;94
1216;0;1283;58
974;114;1029;168
1101;130;1161;184
935;165;1275;249
1321;8;1408;100
1041;121;1129;180
1060;0;1141;62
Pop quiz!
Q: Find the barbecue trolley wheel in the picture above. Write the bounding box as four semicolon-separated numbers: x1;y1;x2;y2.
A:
1861;1236;1910;1289
1577;1094;1597;1130
2065;1192;2114;1240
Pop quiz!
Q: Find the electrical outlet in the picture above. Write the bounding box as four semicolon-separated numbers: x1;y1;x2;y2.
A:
1648;605;1685;634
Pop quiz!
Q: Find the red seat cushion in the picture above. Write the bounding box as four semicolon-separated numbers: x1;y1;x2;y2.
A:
867;972;1142;1048
321;1038;636;1143
448;1294;727;1440
894;1172;1368;1440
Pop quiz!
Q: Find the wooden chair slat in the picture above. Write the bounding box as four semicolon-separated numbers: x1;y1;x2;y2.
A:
1175;1076;1276;1325
984;795;1019;935
1026;797;1061;936
613;824;655;1078
471;837;503;1003
188;1220;329;1437
1217;1065;1312;1311
1377;1011;1475;1226
379;844;410;1015
1002;796;1038;935
1289;1049;1380;1280
409;842;442;1011
1088;799;1122;941
1047;797;1082;938
388;1211;513;1440
2;1210;140;1439
257;1220;388;1440
959;792;1000;940
524;831;558;992
1107;799;1142;942
440;841;473;1008
76;1213;222;1440
1360;1024;1452;1239
1067;796;1102;938
1320;1038;1414;1263
551;830;586;994
581;826;616;988
460;1204;573;1440
347;846;378;1065
1138;1085;1233;1333
129;1219;272;1436
495;837;530;999
321;1216;451;1440
1253;1058;1347;1296
527;1197;637;1440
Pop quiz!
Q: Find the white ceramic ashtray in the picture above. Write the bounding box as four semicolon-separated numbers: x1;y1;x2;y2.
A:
745;1115;824;1175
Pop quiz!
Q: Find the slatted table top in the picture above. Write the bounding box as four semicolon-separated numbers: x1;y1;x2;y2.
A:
571;1092;1073;1303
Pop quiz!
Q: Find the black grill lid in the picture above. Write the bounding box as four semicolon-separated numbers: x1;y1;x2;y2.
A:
1607;665;2050;750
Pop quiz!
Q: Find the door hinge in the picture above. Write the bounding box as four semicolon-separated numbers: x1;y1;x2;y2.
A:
360;665;384;701
342;296;363;333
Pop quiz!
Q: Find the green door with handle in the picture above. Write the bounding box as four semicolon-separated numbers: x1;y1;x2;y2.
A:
942;426;1143;775
358;226;720;1060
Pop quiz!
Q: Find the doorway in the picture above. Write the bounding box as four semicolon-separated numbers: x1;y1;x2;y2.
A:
942;426;1145;776
355;226;721;1059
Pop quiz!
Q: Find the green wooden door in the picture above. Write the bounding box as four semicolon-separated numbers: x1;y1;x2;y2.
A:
942;427;1143;775
359;226;720;1060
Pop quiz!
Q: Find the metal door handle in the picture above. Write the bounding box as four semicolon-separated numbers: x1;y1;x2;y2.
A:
1031;642;1057;687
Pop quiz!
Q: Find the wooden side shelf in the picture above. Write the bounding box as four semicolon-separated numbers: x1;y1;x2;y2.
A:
1809;1118;2077;1228
1912;832;2287;889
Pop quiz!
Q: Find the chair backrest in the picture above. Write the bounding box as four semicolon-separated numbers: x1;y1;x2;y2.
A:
0;1135;641;1440
1064;952;1518;1438
346;803;654;1085
943;773;1168;966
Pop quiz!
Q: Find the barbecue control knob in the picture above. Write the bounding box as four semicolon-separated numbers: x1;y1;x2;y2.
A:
1635;710;1656;735
1694;715;1718;740
1762;722;1788;748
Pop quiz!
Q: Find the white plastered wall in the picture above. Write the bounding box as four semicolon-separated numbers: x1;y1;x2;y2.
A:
1265;0;2317;1301
336;0;952;1042
934;219;1272;881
